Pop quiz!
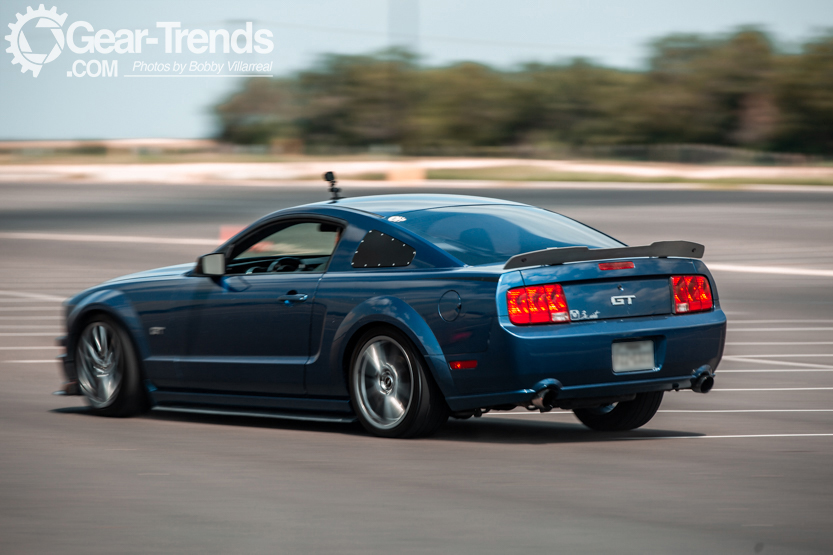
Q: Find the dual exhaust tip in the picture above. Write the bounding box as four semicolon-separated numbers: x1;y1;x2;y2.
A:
530;367;714;411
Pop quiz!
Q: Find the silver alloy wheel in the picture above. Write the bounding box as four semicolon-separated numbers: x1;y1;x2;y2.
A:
77;322;123;409
353;336;414;430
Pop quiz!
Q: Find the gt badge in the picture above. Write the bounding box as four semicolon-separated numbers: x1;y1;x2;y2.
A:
149;327;166;336
611;295;636;306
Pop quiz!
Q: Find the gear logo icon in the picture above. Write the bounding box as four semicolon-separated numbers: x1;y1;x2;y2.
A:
5;4;68;77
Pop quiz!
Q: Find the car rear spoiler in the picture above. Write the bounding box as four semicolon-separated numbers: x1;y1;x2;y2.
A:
503;241;705;270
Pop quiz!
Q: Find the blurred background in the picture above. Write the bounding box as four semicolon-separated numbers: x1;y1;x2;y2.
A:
214;22;833;162
4;3;833;554
2;0;833;173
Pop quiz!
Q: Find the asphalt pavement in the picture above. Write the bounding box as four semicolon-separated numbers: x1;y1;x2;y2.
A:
1;181;832;554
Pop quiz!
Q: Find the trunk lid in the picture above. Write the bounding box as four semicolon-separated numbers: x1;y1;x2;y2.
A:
560;278;671;321
518;258;701;321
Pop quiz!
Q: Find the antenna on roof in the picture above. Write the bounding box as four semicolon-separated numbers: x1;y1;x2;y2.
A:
323;171;341;200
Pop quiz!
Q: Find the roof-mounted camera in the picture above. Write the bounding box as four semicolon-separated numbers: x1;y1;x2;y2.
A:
323;171;341;200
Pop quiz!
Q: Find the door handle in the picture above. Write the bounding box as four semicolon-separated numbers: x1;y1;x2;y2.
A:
277;293;309;304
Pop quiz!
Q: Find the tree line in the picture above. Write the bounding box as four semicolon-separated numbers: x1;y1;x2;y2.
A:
215;28;833;155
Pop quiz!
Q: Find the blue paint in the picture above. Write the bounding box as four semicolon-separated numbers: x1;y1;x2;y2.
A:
60;194;727;418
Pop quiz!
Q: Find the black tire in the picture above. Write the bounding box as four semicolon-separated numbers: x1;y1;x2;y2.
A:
348;327;449;438
573;391;663;431
75;315;149;417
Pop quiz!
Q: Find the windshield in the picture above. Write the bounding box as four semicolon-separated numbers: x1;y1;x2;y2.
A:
396;205;623;266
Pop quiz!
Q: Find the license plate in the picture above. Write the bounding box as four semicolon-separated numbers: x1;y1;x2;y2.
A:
612;340;655;373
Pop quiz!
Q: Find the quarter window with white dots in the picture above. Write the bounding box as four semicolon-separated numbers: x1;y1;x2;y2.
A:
351;230;416;269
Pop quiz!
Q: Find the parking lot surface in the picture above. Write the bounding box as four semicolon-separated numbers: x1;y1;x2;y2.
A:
1;182;831;554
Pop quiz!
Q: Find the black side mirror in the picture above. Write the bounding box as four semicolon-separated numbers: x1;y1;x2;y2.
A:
196;253;225;276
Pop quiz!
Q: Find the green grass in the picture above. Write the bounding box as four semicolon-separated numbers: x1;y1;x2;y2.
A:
426;165;833;186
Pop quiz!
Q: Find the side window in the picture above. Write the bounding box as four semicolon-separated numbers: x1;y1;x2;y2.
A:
226;221;342;275
351;230;416;268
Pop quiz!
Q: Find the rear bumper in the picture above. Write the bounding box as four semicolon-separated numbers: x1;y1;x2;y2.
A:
446;370;710;411
445;309;726;412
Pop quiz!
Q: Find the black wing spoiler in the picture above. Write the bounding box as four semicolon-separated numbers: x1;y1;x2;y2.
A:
503;241;705;270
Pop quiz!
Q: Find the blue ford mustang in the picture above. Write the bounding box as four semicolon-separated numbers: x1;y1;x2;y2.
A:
58;193;726;438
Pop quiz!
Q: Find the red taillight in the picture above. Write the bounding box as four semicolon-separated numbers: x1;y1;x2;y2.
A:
671;275;713;314
599;261;634;271
449;360;478;370
506;284;570;325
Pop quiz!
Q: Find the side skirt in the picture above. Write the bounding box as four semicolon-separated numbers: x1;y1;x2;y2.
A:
149;390;357;423
152;405;357;424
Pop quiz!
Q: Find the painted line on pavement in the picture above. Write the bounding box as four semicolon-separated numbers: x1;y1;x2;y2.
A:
625;433;833;440
0;316;61;320
725;354;833;358
0;333;62;337
0;307;60;311
0;290;64;301
722;356;833;369
727;342;833;346
4;234;832;278
709;264;833;278
719;368;833;372
0;232;217;246
707;387;833;391
729;320;833;324
0;299;63;303
729;328;833;332
0;346;61;350
0;325;63;329
488;409;833;416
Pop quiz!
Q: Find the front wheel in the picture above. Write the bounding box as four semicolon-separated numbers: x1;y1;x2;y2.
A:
348;328;449;438
573;391;663;431
76;316;148;417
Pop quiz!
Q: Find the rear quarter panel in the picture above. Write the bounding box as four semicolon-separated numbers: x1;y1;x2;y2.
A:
305;269;499;399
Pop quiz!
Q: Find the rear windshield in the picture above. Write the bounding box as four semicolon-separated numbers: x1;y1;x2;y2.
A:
396;205;623;266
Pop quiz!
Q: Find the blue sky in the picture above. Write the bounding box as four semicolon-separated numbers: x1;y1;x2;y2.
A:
1;0;831;140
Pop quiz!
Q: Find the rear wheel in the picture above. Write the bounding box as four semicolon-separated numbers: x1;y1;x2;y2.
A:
76;316;148;417
573;391;663;431
348;328;449;438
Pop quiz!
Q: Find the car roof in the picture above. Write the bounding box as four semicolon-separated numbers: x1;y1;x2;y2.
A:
310;194;526;218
